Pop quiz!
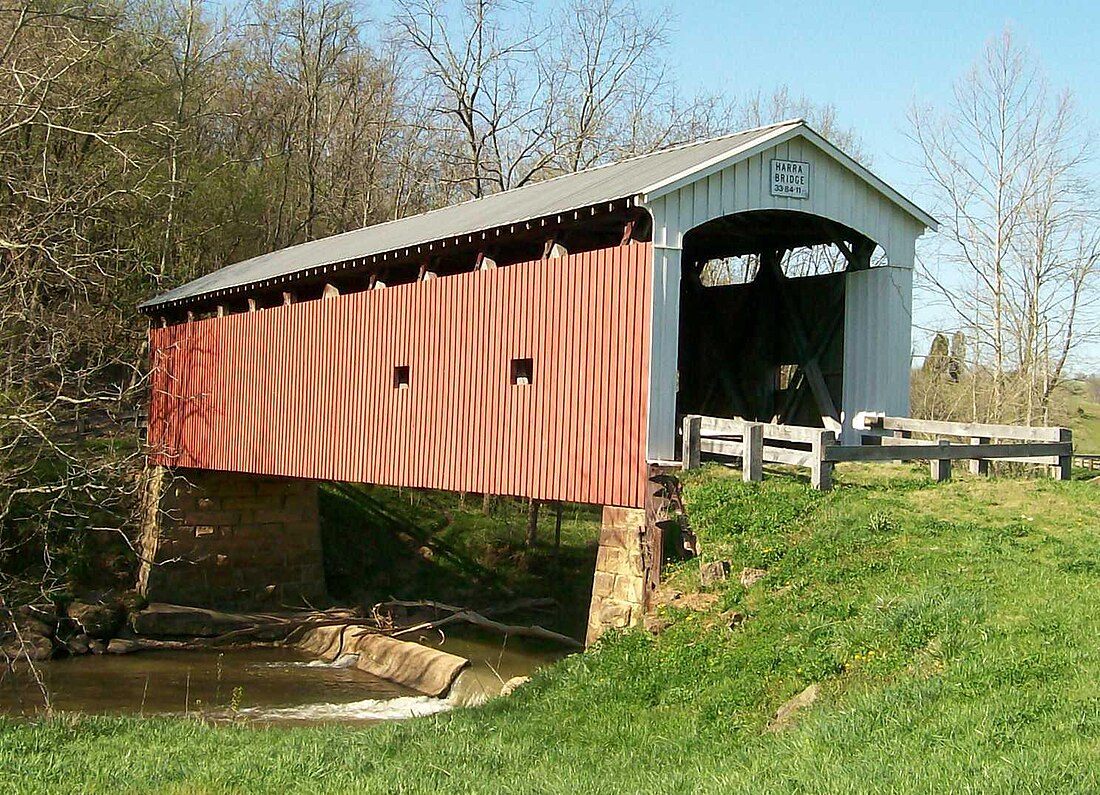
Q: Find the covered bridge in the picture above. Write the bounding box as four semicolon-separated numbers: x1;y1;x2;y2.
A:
139;119;936;638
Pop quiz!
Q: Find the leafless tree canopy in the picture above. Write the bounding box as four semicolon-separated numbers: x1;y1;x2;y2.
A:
390;0;739;199
910;29;1099;424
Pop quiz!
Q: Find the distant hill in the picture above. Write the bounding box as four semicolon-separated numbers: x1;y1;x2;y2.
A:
1063;378;1100;452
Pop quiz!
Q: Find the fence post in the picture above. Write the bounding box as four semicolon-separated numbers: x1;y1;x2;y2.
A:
743;423;763;483
969;436;990;476
1054;428;1072;481
894;428;914;462
811;430;835;491
681;415;701;471
930;439;951;482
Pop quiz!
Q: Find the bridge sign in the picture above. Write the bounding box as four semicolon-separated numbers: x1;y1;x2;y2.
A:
770;159;810;199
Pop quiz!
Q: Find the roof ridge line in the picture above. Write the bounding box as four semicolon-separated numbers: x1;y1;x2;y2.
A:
509;118;806;189
207;120;807;261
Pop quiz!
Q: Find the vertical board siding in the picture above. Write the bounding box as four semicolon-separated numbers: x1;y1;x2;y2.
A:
841;266;913;444
148;244;653;509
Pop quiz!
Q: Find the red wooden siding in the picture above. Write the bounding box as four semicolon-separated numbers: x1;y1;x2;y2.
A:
148;244;653;508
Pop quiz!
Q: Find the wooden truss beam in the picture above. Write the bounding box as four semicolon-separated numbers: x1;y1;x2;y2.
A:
761;249;841;433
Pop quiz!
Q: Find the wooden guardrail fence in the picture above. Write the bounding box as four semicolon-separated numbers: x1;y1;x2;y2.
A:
681;415;837;490
857;414;1072;481
681;414;1074;491
1075;454;1100;472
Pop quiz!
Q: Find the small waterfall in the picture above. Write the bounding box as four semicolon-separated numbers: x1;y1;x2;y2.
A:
305;654;360;669
233;693;456;722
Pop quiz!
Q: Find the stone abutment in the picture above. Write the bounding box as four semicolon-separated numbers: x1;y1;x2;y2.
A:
138;467;326;609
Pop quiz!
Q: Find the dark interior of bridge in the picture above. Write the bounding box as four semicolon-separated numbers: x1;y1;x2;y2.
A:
677;210;879;429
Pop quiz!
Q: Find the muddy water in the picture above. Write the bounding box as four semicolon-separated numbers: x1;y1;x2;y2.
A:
0;633;568;725
0;647;416;723
432;632;569;703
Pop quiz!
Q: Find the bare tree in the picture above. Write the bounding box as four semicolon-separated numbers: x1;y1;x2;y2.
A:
144;0;235;280
393;0;733;200
909;29;1099;422
393;0;554;198
550;0;669;170
736;85;865;162
0;0;154;605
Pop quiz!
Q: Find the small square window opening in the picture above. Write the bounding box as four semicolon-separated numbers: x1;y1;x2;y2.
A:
394;365;410;389
511;358;533;386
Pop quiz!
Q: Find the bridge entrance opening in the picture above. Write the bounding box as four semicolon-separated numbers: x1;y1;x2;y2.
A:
677;210;880;432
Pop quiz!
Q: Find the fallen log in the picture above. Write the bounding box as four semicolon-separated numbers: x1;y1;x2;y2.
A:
391;609;583;649
375;597;558;618
134;601;580;651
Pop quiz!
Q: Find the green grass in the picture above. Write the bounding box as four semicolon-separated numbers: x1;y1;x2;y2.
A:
2;466;1099;793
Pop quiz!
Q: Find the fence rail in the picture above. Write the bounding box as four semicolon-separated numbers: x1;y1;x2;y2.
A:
857;413;1072;479
1073;454;1100;472
681;414;1074;491
681;415;836;490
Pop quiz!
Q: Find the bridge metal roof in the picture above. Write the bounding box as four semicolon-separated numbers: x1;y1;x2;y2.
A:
141;119;935;312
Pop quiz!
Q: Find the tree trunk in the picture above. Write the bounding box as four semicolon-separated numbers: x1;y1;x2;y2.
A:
525;499;540;547
554;501;563;560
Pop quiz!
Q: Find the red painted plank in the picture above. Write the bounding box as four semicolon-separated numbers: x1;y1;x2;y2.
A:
148;244;654;508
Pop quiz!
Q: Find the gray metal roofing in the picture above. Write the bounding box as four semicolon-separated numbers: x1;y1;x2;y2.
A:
141;119;930;310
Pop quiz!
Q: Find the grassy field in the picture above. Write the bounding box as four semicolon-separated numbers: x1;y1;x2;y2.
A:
1065;379;1100;452
2;465;1099;793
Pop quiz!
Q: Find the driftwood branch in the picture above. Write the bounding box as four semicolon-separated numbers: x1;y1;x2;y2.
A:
376;597;558;618
192;598;578;649
391;610;583;649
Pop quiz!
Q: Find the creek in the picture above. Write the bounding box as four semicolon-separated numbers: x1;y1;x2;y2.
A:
0;632;566;725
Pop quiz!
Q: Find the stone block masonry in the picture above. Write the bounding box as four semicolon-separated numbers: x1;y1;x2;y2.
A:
138;466;326;609
586;505;648;646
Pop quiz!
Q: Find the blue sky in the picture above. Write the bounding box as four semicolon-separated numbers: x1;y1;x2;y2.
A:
666;1;1099;193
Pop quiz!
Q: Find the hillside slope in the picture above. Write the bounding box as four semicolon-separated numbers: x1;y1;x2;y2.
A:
1065;379;1100;452
2;466;1098;793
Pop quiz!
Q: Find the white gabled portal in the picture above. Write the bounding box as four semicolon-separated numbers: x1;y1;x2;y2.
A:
640;123;935;460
